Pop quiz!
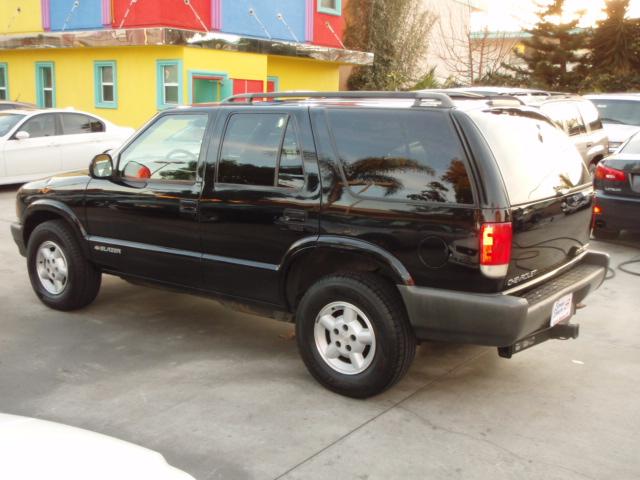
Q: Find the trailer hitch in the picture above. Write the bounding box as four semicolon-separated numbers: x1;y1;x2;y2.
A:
498;323;580;359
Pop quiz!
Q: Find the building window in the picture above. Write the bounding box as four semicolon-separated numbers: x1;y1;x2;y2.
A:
36;62;55;108
157;60;183;109
0;64;8;101
94;61;117;109
318;0;341;16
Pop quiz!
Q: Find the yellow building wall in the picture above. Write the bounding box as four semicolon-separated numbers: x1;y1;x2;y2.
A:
183;48;267;84
267;56;340;91
2;46;183;128
2;46;342;128
0;0;43;34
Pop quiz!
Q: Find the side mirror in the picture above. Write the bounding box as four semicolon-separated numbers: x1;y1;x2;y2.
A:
89;153;114;179
14;131;30;140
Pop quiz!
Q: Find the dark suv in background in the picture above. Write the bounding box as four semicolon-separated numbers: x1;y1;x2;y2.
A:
11;91;608;398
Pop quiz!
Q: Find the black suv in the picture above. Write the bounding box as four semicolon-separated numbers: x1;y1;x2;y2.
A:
11;91;609;398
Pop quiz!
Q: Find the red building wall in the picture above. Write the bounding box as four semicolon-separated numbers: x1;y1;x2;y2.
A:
313;0;345;48
112;0;211;30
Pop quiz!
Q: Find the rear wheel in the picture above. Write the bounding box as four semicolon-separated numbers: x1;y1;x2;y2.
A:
296;273;415;398
27;220;101;311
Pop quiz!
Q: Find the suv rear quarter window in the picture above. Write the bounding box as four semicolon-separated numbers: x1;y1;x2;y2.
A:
325;109;474;204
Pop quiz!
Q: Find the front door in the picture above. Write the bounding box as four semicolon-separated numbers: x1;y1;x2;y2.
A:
85;111;213;288
199;106;321;305
3;113;61;178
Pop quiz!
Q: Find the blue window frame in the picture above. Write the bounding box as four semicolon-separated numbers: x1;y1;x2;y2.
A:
318;0;341;16
0;63;8;101
156;60;183;110
94;61;118;109
36;62;56;108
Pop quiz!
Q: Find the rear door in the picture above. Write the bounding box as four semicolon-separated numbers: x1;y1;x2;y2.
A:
469;110;593;289
198;106;321;304
58;112;108;172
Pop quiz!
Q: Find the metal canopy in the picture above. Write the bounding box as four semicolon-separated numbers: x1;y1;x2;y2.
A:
0;28;374;66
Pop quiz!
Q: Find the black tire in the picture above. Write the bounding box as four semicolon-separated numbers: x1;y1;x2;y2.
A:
296;273;416;398
592;227;620;240
26;220;101;311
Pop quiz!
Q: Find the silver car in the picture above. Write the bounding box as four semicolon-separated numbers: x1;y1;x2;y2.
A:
584;93;640;154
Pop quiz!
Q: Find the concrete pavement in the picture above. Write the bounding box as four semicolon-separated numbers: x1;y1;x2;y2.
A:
0;185;639;480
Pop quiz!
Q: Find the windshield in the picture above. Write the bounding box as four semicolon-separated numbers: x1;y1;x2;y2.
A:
590;99;640;126
0;113;25;136
469;110;590;205
620;132;640;154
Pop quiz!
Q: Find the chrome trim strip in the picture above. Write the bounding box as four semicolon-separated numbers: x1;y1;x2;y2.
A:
202;253;278;271
0;28;374;66
502;250;589;295
87;235;278;271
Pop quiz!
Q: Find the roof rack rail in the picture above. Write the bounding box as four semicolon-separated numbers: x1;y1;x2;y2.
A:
222;90;455;108
428;89;525;105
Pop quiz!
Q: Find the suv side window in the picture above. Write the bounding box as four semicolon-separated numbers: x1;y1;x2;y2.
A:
578;101;603;131
18;114;56;138
118;113;208;182
60;113;105;134
218;113;304;189
326;109;473;204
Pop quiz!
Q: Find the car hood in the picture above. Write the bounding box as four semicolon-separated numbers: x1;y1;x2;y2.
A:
602;123;640;143
22;169;91;191
0;414;195;480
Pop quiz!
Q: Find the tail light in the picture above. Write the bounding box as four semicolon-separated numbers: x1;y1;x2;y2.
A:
595;163;626;182
479;222;512;278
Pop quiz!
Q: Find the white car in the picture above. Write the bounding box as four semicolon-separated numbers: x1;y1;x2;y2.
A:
585;94;640;154
0;414;195;480
0;109;134;185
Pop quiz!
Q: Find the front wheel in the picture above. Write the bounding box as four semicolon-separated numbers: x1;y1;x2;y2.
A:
27;220;101;311
296;273;415;398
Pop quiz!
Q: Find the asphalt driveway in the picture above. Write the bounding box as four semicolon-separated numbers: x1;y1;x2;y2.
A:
0;185;639;480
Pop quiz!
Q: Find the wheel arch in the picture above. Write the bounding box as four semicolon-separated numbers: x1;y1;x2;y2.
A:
280;235;414;312
22;200;89;257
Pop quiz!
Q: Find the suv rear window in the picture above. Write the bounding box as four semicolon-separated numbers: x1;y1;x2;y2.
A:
469;110;590;205
590;99;640;126
326;109;473;204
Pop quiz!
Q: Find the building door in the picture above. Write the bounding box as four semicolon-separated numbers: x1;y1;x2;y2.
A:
192;76;222;104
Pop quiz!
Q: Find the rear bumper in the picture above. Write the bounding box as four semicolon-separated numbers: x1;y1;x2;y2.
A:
11;222;26;257
595;191;640;231
399;252;609;347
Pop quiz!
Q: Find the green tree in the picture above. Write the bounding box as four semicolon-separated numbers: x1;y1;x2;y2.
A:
508;0;585;91
590;0;640;76
344;0;436;91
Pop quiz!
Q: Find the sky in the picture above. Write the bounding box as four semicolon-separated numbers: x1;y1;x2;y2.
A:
471;0;640;31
